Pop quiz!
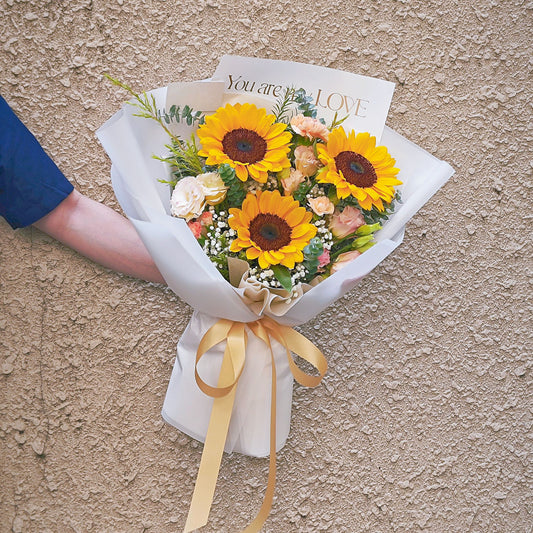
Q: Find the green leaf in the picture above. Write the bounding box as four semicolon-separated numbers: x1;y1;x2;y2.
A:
271;265;292;292
303;237;324;278
293;180;312;204
272;86;296;123
293;88;318;118
329;111;349;129
218;163;246;207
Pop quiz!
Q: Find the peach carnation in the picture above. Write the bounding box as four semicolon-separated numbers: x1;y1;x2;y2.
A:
281;168;306;195
308;196;335;216
199;210;213;227
290;114;330;142
187;220;203;239
294;145;320;177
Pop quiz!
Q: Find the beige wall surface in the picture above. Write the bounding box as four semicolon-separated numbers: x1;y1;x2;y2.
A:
0;1;531;532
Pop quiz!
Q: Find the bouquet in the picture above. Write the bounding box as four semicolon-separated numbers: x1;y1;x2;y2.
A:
97;56;454;532
151;92;401;294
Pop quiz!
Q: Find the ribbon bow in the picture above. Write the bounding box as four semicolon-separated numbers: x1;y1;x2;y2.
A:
184;317;327;532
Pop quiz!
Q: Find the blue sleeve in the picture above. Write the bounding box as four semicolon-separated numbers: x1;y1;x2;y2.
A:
0;95;74;229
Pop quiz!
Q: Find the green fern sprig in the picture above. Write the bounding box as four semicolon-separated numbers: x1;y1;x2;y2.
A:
153;135;205;182
104;74;183;145
272;86;296;124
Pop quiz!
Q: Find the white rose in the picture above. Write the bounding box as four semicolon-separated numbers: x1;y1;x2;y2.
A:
196;172;228;206
170;177;205;221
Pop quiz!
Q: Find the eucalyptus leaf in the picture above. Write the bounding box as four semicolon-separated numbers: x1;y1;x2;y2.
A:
271;265;292;292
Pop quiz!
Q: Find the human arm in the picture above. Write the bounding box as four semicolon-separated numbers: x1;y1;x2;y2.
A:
32;189;165;283
1;94;165;284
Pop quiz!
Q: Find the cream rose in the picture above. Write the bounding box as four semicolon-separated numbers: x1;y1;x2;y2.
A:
170;176;205;221
196;172;228;206
294;145;320;177
331;250;361;274
281;168;306;195
308;196;335;216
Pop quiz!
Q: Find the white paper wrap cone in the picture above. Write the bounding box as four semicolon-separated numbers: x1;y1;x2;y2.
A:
97;78;454;457
161;311;294;457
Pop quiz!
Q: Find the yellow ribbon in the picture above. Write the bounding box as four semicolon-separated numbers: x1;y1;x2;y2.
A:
184;317;327;532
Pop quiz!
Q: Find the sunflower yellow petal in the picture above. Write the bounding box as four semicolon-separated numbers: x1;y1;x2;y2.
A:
258;254;270;269
246;247;261;260
285;206;308;227
230;240;243;252
235;164;249;181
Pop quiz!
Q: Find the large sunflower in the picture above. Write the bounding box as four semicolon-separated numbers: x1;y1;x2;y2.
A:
229;190;317;269
197;103;292;183
316;127;401;211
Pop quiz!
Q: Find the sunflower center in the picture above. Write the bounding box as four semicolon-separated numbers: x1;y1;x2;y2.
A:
222;128;267;164
335;151;377;188
249;213;292;251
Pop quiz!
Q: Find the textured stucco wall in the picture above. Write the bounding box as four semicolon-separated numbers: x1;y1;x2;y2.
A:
1;1;531;532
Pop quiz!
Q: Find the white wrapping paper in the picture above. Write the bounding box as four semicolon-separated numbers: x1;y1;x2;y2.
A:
97;63;454;457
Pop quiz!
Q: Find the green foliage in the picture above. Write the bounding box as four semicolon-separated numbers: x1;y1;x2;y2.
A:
329;111;349;130
293;88;318;118
153;135;205;182
271;265;292;292
104;74;180;144
337;191;401;225
272;87;319;123
362;191;402;225
162;104;205;127
218;163;246;207
293;180;313;205
157;178;178;188
273;87;296;124
303;237;324;278
104;74;204;144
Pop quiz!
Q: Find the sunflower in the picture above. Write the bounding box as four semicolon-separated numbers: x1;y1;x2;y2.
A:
316;127;401;211
228;190;317;269
197;103;292;183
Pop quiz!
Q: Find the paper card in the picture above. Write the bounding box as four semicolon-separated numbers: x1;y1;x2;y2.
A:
213;55;395;141
166;80;225;112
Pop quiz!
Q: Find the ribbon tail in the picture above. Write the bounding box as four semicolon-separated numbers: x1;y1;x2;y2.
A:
242;323;277;533
184;326;244;532
183;318;326;532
